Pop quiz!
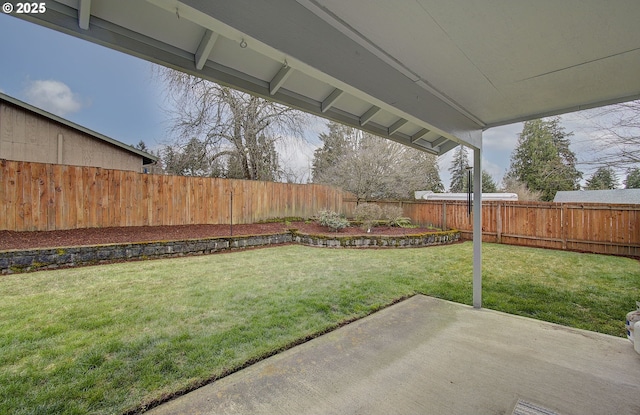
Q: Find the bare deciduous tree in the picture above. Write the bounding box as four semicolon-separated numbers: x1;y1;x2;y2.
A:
156;68;308;180
312;122;443;201
500;176;542;201
580;100;640;169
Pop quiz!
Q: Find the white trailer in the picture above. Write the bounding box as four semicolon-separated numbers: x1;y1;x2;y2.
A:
414;191;518;201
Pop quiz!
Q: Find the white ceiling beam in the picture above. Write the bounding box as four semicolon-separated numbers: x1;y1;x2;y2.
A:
430;136;449;148
438;140;460;154
410;128;429;143
78;0;91;30
416;141;434;151
321;88;343;113
360;106;380;126
195;29;219;70
420;131;441;143
270;65;293;95
388;119;408;136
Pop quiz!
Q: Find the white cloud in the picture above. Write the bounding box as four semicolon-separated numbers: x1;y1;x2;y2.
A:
483;123;522;152
24;80;84;117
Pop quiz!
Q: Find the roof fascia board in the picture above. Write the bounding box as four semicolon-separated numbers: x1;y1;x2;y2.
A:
484;92;640;129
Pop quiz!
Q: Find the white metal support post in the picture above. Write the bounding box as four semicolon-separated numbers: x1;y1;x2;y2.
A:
473;145;482;308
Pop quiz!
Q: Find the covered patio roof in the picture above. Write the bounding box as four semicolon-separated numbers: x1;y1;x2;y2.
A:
13;1;640;155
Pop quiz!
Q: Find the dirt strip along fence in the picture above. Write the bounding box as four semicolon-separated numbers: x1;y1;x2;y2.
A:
0;160;346;232
343;198;640;257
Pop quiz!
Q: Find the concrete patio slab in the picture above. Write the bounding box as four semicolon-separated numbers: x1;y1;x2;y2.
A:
146;295;640;415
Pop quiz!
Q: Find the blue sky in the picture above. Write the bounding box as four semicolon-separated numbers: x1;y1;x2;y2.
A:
0;12;609;188
0;13;167;148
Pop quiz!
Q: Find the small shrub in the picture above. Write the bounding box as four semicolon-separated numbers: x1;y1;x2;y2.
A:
382;205;413;228
317;210;350;232
354;203;383;231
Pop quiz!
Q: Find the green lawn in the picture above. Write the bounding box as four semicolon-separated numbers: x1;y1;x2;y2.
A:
1;242;638;415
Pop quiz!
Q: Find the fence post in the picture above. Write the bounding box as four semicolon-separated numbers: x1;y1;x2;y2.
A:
440;202;445;230
561;203;567;250
496;202;502;244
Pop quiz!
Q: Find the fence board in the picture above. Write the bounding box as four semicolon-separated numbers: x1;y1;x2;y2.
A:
2;160;18;229
15;162;28;231
30;162;45;231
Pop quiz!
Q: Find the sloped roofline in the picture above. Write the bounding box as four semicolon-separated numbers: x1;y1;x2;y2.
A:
0;92;158;165
554;189;640;204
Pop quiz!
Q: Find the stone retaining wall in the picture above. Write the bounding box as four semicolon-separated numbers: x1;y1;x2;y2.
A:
1;234;293;274
292;230;460;248
1;230;460;274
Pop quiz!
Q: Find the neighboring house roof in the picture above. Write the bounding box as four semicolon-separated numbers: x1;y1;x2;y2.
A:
0;92;158;165
554;189;640;204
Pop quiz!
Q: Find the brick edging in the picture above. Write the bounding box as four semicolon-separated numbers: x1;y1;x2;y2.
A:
0;229;460;274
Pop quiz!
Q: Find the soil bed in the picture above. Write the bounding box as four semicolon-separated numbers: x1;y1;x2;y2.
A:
0;222;439;251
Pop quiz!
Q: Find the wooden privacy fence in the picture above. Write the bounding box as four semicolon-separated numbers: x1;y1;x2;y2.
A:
344;199;640;257
3;159;638;257
0;160;346;231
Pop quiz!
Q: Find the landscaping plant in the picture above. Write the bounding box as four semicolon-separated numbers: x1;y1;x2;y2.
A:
381;205;413;228
353;202;383;231
317;210;350;232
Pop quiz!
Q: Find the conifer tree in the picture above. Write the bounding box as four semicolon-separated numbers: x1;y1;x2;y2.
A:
507;118;582;201
482;170;498;193
585;166;618;190
448;145;470;192
623;168;640;189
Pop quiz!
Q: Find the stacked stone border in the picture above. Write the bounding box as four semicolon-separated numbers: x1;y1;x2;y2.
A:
290;229;460;248
1;229;460;274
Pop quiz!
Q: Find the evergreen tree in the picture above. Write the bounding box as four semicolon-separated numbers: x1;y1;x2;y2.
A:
482;170;498;193
585;166;618;190
135;140;149;152
624;168;640;189
311;122;356;182
163;137;215;176
507;118;582;201
448;145;470;192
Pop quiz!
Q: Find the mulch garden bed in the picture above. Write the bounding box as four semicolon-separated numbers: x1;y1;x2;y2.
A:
0;222;440;251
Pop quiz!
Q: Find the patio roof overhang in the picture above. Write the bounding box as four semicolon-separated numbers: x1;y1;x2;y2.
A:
14;1;640;156
11;0;640;307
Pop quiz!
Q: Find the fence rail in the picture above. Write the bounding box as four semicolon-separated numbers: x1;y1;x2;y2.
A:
344;198;640;257
0;160;345;231
2;160;638;257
